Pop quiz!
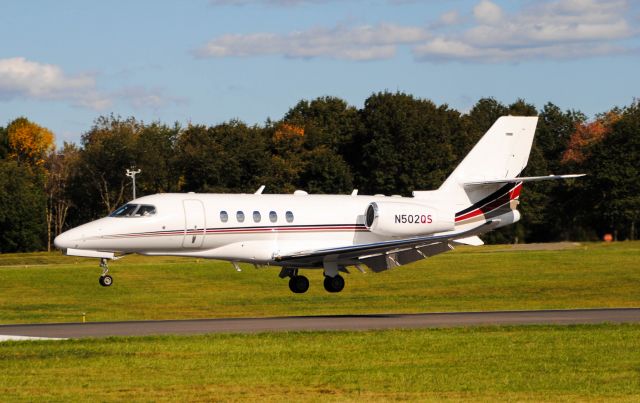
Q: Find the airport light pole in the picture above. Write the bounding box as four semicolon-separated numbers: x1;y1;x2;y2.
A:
126;167;141;200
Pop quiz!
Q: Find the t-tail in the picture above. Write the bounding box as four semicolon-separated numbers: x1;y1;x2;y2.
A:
414;116;584;234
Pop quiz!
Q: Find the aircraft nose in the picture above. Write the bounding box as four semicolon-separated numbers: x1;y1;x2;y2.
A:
54;230;75;250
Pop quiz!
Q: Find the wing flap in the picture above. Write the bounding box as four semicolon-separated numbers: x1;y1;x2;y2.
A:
452;236;484;246
359;241;453;272
274;220;499;268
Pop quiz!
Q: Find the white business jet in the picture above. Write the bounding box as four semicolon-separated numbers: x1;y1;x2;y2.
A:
54;116;582;293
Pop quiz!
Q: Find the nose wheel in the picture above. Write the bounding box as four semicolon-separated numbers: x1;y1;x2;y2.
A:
99;275;113;287
99;258;113;287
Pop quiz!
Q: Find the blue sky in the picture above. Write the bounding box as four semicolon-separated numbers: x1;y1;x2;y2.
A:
1;0;639;145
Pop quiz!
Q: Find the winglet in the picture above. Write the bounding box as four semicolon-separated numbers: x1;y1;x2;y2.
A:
254;185;265;194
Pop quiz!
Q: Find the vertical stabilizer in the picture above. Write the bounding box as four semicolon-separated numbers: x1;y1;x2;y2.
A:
414;116;538;228
442;116;538;191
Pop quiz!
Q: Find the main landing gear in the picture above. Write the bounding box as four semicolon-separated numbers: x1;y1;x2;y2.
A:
281;268;309;293
289;274;310;294
323;274;345;293
99;258;113;287
280;268;345;294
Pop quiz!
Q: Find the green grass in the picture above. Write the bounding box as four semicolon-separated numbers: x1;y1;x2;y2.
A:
0;241;638;324
1;324;639;401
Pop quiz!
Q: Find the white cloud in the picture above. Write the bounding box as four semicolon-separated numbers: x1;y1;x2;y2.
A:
116;86;187;110
473;0;503;25
438;10;462;26
0;57;111;109
0;57;182;111
197;0;638;63
196;23;429;61
415;0;638;62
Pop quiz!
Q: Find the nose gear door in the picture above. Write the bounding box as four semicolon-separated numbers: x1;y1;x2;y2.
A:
183;199;206;248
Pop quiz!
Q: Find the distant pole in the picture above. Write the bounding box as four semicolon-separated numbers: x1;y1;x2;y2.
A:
126;168;141;200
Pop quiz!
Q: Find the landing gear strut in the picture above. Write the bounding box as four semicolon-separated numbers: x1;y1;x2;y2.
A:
99;258;113;287
323;274;345;293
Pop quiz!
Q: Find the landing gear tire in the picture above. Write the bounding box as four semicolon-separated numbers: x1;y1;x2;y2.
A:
323;274;345;293
288;275;309;294
99;275;113;287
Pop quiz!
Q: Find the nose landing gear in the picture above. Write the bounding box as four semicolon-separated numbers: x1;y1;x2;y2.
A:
99;258;113;287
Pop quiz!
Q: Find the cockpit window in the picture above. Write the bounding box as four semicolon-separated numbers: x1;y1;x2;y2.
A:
110;204;139;217
135;205;156;216
109;204;156;217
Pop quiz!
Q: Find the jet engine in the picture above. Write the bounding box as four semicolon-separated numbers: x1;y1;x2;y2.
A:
365;201;454;237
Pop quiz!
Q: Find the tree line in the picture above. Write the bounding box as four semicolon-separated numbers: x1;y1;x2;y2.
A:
1;92;638;252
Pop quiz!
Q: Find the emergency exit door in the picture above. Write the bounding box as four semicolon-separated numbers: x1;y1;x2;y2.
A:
183;200;206;248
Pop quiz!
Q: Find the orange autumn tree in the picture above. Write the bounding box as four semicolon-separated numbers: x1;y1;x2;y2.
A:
7;117;55;166
562;110;621;164
273;122;304;142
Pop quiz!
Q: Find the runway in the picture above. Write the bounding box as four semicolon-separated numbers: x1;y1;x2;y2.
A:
1;308;638;339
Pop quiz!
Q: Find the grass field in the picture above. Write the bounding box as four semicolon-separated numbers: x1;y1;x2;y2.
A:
1;324;639;401
0;241;638;324
1;242;639;401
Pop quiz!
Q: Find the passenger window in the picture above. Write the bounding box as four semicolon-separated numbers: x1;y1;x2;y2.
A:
286;211;294;223
135;205;156;216
269;211;277;223
110;204;139;217
236;211;245;223
253;211;261;222
220;211;228;223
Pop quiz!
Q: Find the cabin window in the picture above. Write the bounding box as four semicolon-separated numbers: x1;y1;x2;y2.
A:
236;211;245;223
253;211;261;223
135;205;156;216
220;211;228;223
110;204;139;217
269;211;277;223
285;211;294;223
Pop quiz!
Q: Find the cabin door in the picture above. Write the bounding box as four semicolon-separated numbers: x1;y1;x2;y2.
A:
183;199;206;248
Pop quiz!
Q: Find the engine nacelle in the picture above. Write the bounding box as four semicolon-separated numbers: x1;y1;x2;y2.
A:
365;201;455;237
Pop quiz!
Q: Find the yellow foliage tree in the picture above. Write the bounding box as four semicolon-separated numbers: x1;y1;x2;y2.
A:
7;117;55;166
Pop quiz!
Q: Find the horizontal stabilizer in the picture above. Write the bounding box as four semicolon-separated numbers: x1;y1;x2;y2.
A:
464;174;585;187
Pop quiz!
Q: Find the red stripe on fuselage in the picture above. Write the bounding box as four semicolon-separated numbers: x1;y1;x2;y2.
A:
101;225;368;239
455;183;522;223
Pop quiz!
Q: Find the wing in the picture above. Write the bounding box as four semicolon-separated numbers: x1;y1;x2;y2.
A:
274;220;500;272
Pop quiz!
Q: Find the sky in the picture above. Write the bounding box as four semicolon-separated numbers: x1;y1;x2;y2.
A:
1;0;639;146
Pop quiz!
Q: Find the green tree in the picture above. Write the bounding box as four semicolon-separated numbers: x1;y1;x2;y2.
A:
275;97;359;194
175;121;270;193
355;92;458;195
283;96;361;152
136;122;181;195
585;102;640;240
297;146;353;194
0;159;46;252
0;125;9;159
45;143;81;249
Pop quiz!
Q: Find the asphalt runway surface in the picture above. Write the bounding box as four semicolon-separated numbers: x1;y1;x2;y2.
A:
1;308;639;340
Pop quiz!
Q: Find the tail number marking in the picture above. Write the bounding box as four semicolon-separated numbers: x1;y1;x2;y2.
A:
394;214;433;224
